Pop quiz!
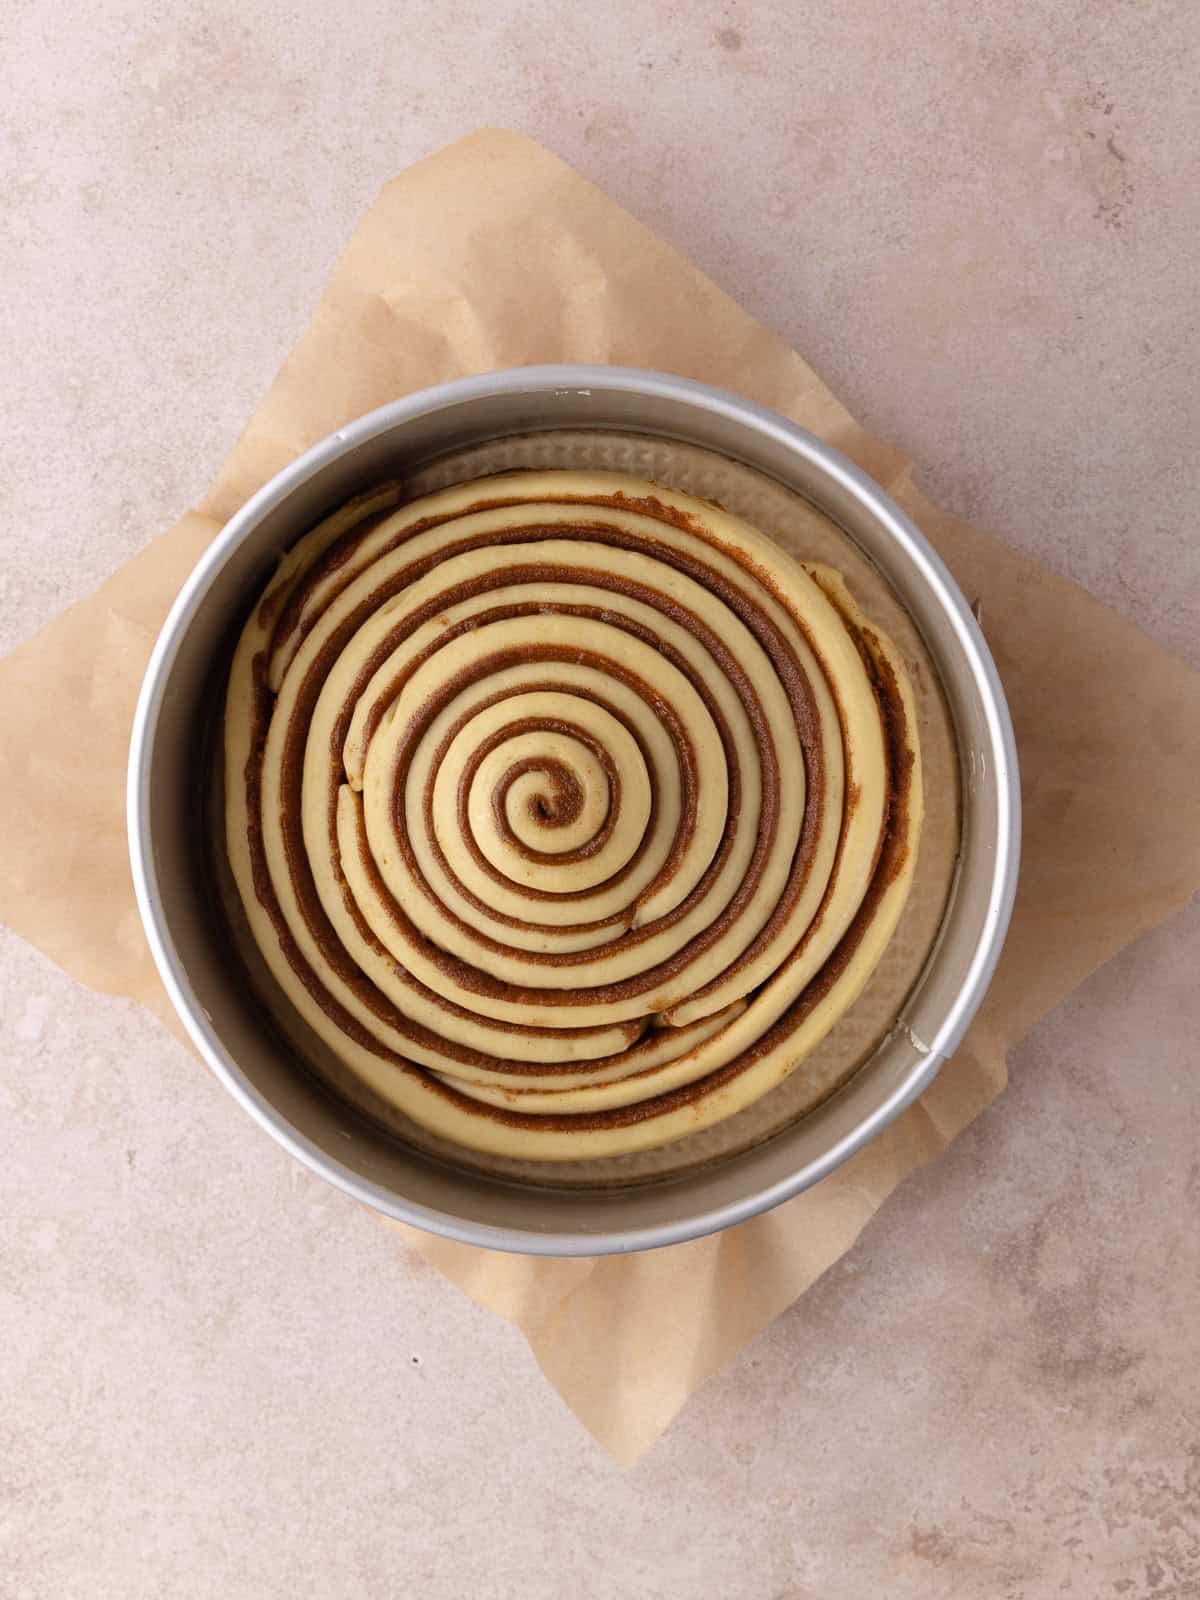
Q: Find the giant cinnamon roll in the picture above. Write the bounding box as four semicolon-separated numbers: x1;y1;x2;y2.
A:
224;470;924;1161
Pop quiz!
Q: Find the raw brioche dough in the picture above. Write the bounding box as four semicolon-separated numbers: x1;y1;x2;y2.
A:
224;468;924;1162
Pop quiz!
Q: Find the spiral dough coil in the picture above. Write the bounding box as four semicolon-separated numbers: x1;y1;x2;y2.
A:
224;469;924;1161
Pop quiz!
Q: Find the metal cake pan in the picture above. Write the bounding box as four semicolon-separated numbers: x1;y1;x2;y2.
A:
127;365;1020;1255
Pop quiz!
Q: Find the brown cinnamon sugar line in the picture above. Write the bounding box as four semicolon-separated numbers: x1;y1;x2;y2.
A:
241;509;837;1078
278;551;810;1000
268;534;824;1004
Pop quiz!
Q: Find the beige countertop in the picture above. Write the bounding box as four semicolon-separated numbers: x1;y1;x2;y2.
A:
2;2;1198;1595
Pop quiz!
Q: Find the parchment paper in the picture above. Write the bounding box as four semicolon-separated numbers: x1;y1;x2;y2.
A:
2;129;1197;1466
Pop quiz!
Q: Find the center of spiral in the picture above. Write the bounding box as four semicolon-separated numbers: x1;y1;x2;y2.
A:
493;742;610;861
442;697;654;895
499;759;585;832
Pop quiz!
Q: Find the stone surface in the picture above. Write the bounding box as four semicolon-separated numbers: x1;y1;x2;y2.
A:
2;1;1198;1595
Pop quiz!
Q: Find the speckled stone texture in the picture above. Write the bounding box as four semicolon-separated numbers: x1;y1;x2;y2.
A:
2;2;1198;1595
